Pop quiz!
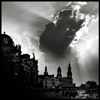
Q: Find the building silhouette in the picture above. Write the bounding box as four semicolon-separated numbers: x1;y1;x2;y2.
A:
1;32;99;99
77;81;99;99
1;32;38;98
61;61;74;87
20;53;38;88
44;66;48;75
86;81;97;89
57;66;62;80
38;66;54;89
58;62;77;97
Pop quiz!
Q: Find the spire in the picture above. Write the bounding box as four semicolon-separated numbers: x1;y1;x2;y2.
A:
67;61;72;78
44;66;48;75
57;66;62;78
32;52;35;61
68;61;71;70
33;52;35;58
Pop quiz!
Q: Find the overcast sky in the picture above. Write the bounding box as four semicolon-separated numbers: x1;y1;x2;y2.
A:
2;2;99;86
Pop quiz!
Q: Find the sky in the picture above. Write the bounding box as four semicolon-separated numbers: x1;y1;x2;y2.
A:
2;1;99;86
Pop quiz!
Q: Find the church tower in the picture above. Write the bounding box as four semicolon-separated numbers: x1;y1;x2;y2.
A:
57;66;62;78
67;61;72;78
44;66;48;76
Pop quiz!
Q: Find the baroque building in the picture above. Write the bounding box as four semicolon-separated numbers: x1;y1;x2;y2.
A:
1;32;21;83
61;61;74;87
57;66;62;80
61;62;77;97
38;66;54;89
20;53;38;89
1;32;38;91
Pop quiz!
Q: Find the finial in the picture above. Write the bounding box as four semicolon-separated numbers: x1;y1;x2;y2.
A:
33;52;35;58
45;66;47;72
4;31;6;34
45;65;47;68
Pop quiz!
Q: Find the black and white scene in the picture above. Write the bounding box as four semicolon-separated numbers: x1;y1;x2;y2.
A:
1;1;99;99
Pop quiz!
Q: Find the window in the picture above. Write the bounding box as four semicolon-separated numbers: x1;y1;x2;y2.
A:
4;38;8;44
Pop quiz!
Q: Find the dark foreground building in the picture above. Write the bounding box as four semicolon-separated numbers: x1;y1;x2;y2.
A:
1;32;38;99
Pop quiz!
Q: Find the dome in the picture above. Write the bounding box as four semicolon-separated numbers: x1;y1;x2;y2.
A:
1;32;15;55
1;32;15;47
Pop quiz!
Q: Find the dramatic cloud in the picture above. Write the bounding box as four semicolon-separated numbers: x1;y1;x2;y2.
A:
39;7;85;57
2;2;99;86
39;2;99;85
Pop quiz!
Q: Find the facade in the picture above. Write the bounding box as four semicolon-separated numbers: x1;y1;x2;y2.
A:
86;81;97;89
54;66;62;88
20;53;38;88
57;66;62;80
38;62;76;91
43;76;55;89
55;62;75;88
77;81;99;99
1;32;21;83
78;84;87;90
61;62;74;87
38;66;54;89
61;62;77;97
1;32;38;90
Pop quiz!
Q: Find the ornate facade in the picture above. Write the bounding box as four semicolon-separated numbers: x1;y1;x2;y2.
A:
1;32;38;90
38;66;54;89
61;62;74;87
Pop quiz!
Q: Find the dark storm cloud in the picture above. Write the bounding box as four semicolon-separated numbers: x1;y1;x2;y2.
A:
39;9;85;57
